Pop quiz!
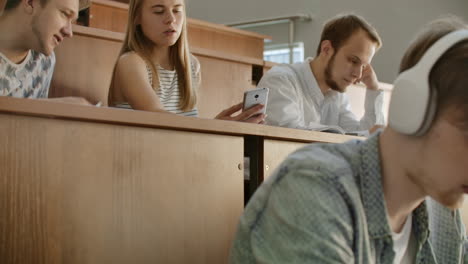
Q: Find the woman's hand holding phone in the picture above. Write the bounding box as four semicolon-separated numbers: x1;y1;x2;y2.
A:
215;88;269;124
215;103;266;124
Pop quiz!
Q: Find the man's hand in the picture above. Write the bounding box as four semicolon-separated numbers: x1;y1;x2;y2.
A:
43;97;93;105
359;64;379;91
215;103;266;124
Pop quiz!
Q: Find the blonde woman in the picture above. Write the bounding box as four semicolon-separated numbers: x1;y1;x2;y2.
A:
108;0;265;123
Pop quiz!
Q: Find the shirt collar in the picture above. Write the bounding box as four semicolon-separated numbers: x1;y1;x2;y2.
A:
359;132;430;243
359;132;392;238
0;49;32;68
298;57;324;105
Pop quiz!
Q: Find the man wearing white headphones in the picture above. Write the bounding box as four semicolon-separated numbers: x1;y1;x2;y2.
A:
0;0;90;104
231;17;468;263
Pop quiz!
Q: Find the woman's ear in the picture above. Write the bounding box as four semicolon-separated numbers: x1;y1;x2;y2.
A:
134;12;141;26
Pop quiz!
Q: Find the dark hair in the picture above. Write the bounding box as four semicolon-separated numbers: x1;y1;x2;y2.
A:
4;0;48;11
316;14;382;56
399;16;468;128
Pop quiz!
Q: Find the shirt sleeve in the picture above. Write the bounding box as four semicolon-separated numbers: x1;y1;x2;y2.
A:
338;89;385;132
262;71;307;129
231;165;355;263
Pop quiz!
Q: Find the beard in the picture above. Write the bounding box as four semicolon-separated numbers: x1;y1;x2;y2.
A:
324;54;346;93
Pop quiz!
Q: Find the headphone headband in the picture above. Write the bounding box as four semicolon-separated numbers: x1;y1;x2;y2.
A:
415;30;468;80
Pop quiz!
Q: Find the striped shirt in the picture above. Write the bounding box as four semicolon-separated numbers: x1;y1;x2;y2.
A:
115;60;198;117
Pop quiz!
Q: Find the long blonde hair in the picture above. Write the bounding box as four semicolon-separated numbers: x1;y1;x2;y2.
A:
108;0;197;111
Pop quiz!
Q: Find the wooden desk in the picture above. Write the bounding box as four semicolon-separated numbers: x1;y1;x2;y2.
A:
87;0;270;59
0;97;358;263
0;98;244;264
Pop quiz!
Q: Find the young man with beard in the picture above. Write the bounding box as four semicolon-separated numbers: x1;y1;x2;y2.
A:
0;0;90;104
261;14;384;134
230;17;468;263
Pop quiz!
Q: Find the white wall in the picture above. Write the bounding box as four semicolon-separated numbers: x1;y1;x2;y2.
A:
187;0;468;83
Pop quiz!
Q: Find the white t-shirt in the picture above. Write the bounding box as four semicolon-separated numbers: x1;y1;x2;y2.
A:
392;214;416;264
259;57;385;133
0;50;55;98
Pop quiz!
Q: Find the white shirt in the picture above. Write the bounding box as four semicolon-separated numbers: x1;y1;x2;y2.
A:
259;58;385;133
392;214;416;264
0;50;55;98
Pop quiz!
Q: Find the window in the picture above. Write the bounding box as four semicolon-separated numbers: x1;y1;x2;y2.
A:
263;42;304;64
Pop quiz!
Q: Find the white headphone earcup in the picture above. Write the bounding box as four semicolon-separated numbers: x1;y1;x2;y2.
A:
388;69;431;135
389;30;468;136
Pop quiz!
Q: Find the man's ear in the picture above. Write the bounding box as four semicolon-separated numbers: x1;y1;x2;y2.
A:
320;40;335;58
22;0;35;14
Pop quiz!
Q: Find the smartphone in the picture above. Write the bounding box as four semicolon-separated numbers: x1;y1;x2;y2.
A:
242;87;269;115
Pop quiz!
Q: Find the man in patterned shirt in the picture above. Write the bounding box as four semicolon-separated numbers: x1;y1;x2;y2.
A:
0;0;90;104
231;17;468;263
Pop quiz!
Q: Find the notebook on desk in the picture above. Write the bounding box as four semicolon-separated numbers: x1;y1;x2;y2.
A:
308;123;368;137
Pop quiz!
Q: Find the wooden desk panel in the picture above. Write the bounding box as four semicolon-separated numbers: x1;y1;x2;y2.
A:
86;0;270;59
0;113;243;264
197;55;256;118
49;28;123;105
263;61;276;74
89;0;128;33
189;24;265;60
263;139;308;180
